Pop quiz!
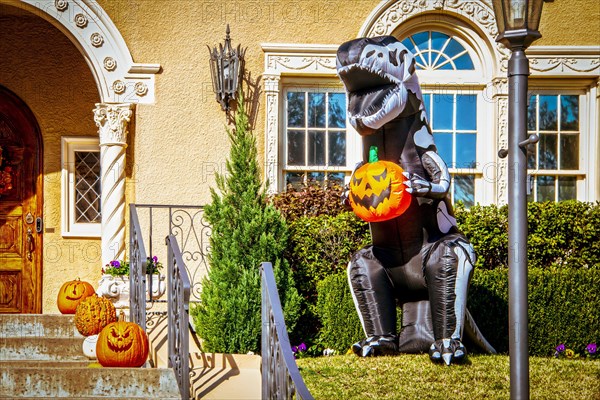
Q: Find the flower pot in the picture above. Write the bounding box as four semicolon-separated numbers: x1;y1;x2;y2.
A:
147;274;166;300
97;274;129;308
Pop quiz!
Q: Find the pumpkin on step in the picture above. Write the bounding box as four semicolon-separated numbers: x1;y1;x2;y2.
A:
74;294;117;336
96;313;149;367
56;279;96;314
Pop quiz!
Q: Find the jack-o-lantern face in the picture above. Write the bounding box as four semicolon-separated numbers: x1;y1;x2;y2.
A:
349;160;411;222
96;319;149;368
57;279;96;314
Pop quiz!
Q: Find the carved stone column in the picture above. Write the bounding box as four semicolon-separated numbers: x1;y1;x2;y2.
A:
93;103;133;265
492;78;509;205
264;73;281;194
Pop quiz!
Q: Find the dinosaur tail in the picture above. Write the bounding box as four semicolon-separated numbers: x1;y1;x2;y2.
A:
464;308;497;354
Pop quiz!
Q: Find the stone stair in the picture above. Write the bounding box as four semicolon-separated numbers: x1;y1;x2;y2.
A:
0;314;181;399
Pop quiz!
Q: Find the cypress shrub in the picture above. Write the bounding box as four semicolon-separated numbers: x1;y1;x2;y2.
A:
191;96;301;354
317;268;600;357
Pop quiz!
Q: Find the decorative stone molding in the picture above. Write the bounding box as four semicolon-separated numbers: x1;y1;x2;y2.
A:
134;82;148;96
360;0;497;38
55;0;68;12
493;77;509;206
90;32;104;48
15;0;161;104
103;57;116;71
93;103;133;146
74;13;88;28
112;80;126;95
262;44;338;75
263;74;281;194
527;46;600;75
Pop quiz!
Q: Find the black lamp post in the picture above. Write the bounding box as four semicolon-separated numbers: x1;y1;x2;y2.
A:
208;25;245;111
492;1;545;399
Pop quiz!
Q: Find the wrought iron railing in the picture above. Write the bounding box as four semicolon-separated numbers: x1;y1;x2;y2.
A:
167;234;191;400
129;204;148;330
130;204;210;303
261;262;314;400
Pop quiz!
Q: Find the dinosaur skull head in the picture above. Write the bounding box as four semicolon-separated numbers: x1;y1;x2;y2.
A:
336;36;422;134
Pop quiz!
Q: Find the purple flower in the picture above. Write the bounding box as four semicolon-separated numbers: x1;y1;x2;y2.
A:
586;343;597;354
555;344;565;353
110;260;120;268
152;256;158;263
298;343;307;352
291;346;298;353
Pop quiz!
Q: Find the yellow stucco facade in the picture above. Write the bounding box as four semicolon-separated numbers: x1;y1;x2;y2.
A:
0;0;598;313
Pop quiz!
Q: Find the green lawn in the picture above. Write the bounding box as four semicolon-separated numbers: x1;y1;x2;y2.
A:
297;354;600;399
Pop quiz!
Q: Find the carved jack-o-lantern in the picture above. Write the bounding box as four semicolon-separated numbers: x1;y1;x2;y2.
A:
56;279;96;314
96;313;149;368
349;146;411;222
74;294;117;337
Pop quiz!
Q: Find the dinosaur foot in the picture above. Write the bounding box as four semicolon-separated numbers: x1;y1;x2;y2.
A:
352;336;398;357
428;338;467;365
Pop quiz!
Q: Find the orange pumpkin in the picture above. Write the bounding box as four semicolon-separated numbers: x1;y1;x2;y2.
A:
74;295;117;337
96;313;149;368
57;279;96;314
349;146;411;222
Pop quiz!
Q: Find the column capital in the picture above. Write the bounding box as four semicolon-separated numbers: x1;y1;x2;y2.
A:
94;103;134;145
263;73;281;93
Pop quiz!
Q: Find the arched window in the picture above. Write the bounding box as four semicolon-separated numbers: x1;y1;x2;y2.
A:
399;29;486;207
401;31;475;71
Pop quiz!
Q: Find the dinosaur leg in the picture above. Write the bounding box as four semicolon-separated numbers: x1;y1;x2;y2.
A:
347;246;398;357
397;300;434;353
424;236;475;365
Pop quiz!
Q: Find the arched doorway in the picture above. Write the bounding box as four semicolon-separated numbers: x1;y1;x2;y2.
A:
0;84;43;313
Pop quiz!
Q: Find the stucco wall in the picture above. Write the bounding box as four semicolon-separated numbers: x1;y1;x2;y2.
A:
0;5;101;313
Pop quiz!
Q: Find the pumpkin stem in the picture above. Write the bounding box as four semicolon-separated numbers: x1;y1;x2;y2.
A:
119;310;126;322
369;146;379;163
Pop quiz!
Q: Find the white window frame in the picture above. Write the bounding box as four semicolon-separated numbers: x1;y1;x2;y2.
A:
61;136;101;237
282;84;360;189
525;89;589;202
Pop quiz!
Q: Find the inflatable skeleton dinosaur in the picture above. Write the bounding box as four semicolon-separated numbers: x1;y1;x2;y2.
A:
336;36;495;365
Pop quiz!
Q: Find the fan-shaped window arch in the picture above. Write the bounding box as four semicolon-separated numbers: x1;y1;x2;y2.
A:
401;31;474;71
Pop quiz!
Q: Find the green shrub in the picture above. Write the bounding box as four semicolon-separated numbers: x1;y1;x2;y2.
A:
192;96;301;354
286;212;370;345
467;267;600;356
316;273;364;354
317;268;600;357
455;201;600;270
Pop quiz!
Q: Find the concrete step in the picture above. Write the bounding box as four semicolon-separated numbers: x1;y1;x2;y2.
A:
0;337;87;361
0;360;93;368
0;366;181;399
0;314;82;338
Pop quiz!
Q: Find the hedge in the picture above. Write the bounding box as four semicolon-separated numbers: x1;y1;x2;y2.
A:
317;268;600;357
455;201;600;270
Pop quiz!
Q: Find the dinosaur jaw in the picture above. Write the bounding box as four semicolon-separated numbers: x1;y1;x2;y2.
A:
337;63;406;133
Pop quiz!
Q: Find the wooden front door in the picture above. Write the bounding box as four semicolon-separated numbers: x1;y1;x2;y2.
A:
0;85;43;313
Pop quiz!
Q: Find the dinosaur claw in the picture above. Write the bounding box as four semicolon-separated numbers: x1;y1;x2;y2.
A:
442;352;452;366
429;339;467;365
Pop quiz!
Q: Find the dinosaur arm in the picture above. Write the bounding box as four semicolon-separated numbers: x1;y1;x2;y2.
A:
403;151;450;199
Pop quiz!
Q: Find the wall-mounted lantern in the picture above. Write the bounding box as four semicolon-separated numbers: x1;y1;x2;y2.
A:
208;25;246;111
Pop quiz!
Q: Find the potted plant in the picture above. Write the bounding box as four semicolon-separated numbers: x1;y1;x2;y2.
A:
97;257;166;308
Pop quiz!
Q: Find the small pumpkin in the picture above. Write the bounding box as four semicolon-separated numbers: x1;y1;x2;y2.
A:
74;294;117;337
57;279;96;314
349;146;411;222
96;312;149;368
